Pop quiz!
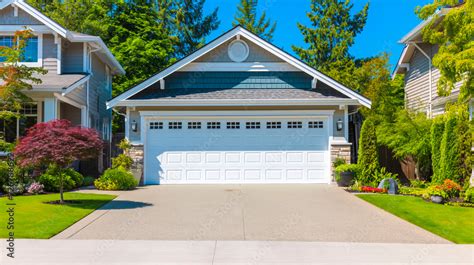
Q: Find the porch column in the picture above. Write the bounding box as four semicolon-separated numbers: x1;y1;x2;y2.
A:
43;98;58;122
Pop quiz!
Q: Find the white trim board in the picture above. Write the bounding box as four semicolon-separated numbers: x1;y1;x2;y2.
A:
107;26;372;109
179;62;300;72
115;98;359;107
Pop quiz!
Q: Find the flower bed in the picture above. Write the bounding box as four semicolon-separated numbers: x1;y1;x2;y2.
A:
360;186;387;193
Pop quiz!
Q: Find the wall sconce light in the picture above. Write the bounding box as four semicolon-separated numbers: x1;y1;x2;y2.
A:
131;120;138;132
336;119;343;131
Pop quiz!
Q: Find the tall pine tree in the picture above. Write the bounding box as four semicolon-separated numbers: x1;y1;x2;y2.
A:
292;0;369;80
233;0;276;41
174;0;220;57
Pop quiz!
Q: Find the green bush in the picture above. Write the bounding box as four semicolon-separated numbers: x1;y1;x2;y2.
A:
94;168;138;190
431;115;445;183
82;176;95;186
0;161;8;191
410;179;428;188
44;166;83;188
439;105;471;185
357;118;379;184
334;164;361;181
112;154;134;170
333;157;346;169
370;167;398;188
422;186;448;200
399;186;426;196
464;188;474;203
39;173;76;192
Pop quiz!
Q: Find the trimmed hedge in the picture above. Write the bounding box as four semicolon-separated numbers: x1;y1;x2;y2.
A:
357;118;379;184
94;168;138;190
430;115;445;183
439;105;471;184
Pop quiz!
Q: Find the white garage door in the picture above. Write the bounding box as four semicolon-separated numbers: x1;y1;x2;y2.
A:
144;116;330;184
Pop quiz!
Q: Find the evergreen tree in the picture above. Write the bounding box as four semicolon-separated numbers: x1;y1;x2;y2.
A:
292;0;369;79
233;0;276;41
357;117;379;184
174;0;220;57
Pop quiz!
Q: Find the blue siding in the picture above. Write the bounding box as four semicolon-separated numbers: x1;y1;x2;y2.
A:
166;72;311;90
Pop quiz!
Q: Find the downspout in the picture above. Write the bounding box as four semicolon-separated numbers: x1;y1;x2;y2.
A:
411;43;433;118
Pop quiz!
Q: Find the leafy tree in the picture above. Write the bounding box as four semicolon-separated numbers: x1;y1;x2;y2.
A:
233;0;276;41
352;54;405;121
174;0;219;57
0;30;47;148
416;0;473;101
14;120;103;203
377;110;432;180
293;0;369;82
357;117;379;184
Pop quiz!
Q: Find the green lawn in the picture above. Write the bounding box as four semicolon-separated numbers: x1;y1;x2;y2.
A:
357;194;474;244
0;192;116;239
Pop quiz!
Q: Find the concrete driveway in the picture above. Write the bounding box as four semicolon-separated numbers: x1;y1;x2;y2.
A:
55;185;448;243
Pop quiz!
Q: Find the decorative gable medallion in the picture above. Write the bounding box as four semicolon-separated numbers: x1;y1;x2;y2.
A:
227;39;249;62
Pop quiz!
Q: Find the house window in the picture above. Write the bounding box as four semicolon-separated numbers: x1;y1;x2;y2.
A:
309;121;324;128
226;122;240;129
0;36;39;62
246;121;261;129
150;122;163;130
266;121;281;129
0;103;38;142
168;121;182;129
188;122;201;129
287;121;302;129
207;122;221;129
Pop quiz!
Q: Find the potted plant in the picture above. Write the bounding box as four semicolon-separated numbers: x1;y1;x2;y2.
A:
423;186;447;204
334;164;360;187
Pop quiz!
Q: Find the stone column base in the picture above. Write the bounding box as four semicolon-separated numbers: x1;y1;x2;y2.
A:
330;143;352;180
129;144;144;185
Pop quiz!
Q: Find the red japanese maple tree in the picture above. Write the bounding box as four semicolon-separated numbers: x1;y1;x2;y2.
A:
14;119;103;203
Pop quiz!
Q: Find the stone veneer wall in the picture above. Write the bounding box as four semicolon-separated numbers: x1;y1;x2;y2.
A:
330;143;352;180
129;145;144;185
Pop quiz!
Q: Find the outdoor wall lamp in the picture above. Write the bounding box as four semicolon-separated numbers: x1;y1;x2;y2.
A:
131;120;138;132
336;119;343;131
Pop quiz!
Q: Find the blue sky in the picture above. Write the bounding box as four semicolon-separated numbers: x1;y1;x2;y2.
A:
204;0;433;70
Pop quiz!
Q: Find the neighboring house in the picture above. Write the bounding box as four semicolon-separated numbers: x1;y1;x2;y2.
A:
0;0;125;173
393;7;463;117
108;26;371;185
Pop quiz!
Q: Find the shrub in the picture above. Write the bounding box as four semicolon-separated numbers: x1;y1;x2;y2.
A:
333;157;346;169
3;183;25;195
45;166;84;188
439;105;471;184
464;187;474;203
410;179;428;188
27;182;44;194
0;161;8;190
431;115;445;183
437;179;462;199
82;176;95;186
39;173;75;192
112;154;134;170
358;118;379;180
399;186;425;196
334;164;361;181
94;168;138;190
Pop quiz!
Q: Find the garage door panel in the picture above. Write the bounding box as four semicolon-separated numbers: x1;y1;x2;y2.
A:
145;117;330;184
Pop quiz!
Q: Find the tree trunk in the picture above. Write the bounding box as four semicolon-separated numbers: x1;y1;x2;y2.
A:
58;167;64;204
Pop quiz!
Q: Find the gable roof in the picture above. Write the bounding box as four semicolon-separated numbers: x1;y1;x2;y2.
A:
1;0;124;75
107;26;371;109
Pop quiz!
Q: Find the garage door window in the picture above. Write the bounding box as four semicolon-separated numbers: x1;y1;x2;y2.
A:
207;122;221;129
246;121;261;129
150;122;163;129
227;122;240;129
266;121;281;129
287;121;302;129
309;121;324;128
188;122;201;129
169;122;182;129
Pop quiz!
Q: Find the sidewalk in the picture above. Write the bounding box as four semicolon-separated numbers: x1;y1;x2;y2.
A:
1;239;472;264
